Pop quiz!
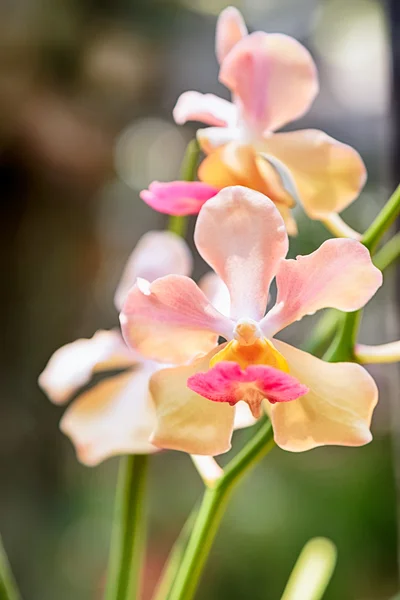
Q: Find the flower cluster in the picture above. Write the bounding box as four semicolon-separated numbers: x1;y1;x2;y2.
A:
40;6;392;466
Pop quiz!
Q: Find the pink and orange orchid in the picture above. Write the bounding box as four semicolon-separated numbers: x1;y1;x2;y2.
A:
168;7;366;234
121;187;382;455
39;230;253;466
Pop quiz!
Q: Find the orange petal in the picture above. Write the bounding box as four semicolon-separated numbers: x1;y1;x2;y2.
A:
270;341;378;452
61;369;158;466
149;347;235;455
258;130;367;219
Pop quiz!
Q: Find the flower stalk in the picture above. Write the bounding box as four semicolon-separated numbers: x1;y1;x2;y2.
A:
0;535;21;600
167;419;275;600
362;183;400;252
167;139;201;237
105;455;149;600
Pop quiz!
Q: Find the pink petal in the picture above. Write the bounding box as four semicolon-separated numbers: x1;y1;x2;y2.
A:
270;341;378;452
173;91;237;127
219;32;318;133
215;6;248;64
188;361;308;418
257;130;367;219
149;347;235;455
120;275;234;364
115;230;193;310
139;181;218;216
61;368;159;466
38;330;133;405
194;186;288;321
262;239;382;337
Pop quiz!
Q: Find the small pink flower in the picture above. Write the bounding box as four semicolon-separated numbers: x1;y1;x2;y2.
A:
140;181;219;216
39;230;250;466
173;7;366;229
121;186;382;455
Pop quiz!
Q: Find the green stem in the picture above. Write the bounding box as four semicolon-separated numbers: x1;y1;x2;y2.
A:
302;309;340;357
323;311;361;362
105;455;149;600
0;535;21;600
152;508;198;600
373;231;400;271
362;183;400;252
167;139;201;238
167;420;275;600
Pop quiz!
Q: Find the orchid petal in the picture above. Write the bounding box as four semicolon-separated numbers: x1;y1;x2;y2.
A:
261;239;382;337
149;348;235;455
197;126;242;153
115;231;193;310
257;130;367;219
194;186;288;321
233;401;258;429
270;341;378;452
188;361;308;418
198;271;231;317
216;6;248;64
173;91;237;127
220;32;318;132
60;369;158;466
139;181;218;217
198;142;295;207
120;275;234;364
38;330;133;405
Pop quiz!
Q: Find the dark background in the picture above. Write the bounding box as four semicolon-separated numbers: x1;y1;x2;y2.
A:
0;0;399;598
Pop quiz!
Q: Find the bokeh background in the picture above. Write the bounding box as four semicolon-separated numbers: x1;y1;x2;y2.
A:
0;0;399;598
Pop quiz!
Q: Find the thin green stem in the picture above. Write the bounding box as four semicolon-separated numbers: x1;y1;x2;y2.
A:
323;311;361;362
0;535;21;600
302;309;340;357
362;183;400;252
105;455;149;600
152;508;198;600
373;231;400;271
167;420;275;600
167;139;201;238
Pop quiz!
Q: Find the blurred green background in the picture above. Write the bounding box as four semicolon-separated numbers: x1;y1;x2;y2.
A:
0;0;398;598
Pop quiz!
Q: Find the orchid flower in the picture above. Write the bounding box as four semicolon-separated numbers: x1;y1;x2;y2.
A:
39;230;252;466
121;186;382;455
171;7;366;234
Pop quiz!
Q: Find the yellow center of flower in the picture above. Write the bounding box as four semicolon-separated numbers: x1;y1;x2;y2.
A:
210;334;289;373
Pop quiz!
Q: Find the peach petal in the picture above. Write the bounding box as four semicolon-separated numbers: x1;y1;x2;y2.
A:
270;341;378;452
38;330;133;405
198;143;295;208
188;361;308;418
194;186;288;321
60;369;158;466
149;348;235;456
120;275;234;364
173;91;237;127
139;181;218;216
115;231;193;310
216;6;248;64
257;130;367;218
220;32;318;132
261;239;382;337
